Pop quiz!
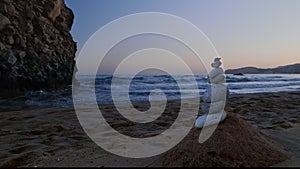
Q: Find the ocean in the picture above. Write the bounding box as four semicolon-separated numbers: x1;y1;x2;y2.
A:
1;74;299;111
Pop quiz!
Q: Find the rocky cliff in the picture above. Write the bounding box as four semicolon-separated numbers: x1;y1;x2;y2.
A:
0;0;76;91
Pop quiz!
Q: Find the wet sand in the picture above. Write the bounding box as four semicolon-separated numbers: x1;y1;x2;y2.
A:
0;91;299;167
263;126;300;167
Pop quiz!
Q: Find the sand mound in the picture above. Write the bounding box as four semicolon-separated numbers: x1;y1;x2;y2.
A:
162;112;289;167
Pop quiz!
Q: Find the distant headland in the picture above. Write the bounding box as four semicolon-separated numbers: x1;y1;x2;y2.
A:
225;63;300;74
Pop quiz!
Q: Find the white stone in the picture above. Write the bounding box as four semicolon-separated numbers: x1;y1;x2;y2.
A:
202;84;227;103
210;73;225;84
208;67;224;79
201;100;226;114
195;111;227;128
211;60;222;68
214;57;221;62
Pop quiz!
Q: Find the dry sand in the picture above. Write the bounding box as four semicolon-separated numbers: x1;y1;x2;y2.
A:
162;112;289;167
0;91;299;167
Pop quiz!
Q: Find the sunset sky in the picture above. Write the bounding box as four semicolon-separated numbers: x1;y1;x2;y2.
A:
66;0;300;74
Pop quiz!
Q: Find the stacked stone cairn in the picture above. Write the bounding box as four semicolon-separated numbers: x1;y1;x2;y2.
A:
195;57;228;128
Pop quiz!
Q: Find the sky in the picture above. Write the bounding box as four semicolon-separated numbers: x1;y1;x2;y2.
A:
65;0;300;74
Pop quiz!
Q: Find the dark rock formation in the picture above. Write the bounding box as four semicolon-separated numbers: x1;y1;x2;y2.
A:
225;63;300;74
0;0;76;91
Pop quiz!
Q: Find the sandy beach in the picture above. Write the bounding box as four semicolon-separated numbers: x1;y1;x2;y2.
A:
1;0;299;167
0;91;299;167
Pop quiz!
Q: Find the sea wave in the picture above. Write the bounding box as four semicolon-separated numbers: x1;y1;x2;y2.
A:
1;74;299;111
